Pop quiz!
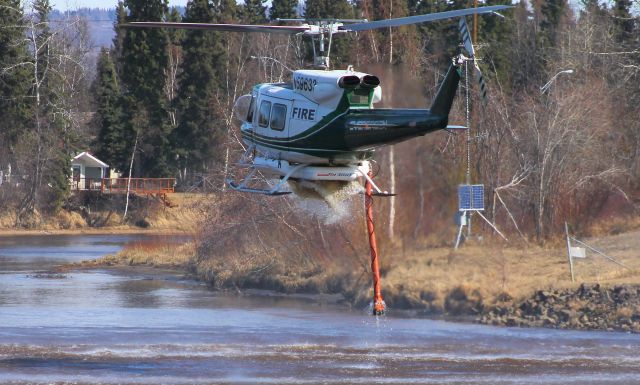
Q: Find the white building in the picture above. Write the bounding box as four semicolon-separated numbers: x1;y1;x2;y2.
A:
70;152;110;191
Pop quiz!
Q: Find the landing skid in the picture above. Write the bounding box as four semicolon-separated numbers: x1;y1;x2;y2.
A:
226;147;309;195
227;181;292;196
372;192;397;197
226;160;307;196
226;146;396;196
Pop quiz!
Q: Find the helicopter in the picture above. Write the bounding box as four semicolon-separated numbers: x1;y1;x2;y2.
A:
128;5;511;196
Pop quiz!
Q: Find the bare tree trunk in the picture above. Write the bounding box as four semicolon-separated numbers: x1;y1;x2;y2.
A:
222;146;229;191
413;155;424;240
389;0;393;64
122;131;139;222
388;146;396;240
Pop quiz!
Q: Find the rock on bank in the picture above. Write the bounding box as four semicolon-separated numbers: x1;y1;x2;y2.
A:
479;283;640;333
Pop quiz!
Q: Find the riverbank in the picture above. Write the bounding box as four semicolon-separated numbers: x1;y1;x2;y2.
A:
62;221;640;332
0;192;205;236
480;284;640;332
61;238;196;271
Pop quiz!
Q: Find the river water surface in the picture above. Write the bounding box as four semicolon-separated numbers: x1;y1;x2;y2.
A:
1;234;639;384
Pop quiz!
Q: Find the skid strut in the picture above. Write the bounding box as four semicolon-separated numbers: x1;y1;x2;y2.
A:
365;170;386;316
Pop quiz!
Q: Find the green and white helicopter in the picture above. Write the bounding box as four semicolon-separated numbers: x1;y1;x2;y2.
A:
129;5;510;196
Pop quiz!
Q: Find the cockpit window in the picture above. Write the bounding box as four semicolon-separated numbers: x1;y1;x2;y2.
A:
270;103;287;131
247;95;256;122
233;94;252;122
258;100;271;128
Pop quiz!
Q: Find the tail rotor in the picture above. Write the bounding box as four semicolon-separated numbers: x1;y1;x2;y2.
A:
458;17;488;106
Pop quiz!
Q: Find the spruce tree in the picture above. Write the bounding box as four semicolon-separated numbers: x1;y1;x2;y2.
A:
173;0;227;179
218;0;238;23
479;0;515;87
112;1;127;75
120;0;173;177
270;0;298;20
93;48;127;172
304;0;356;67
612;0;634;44
0;0;31;150
242;0;267;23
539;0;568;47
408;0;455;66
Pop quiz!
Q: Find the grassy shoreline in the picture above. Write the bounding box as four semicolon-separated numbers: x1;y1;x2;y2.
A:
0;192;206;237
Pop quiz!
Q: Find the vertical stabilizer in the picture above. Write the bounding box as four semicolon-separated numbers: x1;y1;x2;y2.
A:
429;62;461;117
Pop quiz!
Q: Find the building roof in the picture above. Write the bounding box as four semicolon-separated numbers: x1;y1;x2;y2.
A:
72;152;109;168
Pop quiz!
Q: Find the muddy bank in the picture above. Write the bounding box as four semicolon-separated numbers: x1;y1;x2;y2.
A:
478;283;640;333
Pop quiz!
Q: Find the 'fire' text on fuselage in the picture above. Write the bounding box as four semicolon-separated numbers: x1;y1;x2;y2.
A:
292;107;316;121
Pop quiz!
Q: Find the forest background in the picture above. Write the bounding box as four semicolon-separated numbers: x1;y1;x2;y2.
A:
0;0;639;290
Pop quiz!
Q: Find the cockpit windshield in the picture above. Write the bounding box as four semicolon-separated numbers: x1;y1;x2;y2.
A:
234;94;253;122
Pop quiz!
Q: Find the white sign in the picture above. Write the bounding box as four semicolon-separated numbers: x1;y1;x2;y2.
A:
570;246;586;259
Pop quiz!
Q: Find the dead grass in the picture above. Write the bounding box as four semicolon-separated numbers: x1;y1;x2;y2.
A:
584;215;640;238
47;210;86;229
119;240;195;267
380;229;640;311
0;211;16;228
84;241;196;268
134;193;209;232
0;193;207;235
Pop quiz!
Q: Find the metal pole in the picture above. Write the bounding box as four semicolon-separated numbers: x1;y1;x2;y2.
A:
365;170;385;316
565;222;575;282
464;62;472;238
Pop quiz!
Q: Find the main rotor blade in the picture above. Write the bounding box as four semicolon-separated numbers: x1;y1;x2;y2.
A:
342;5;512;32
125;22;310;35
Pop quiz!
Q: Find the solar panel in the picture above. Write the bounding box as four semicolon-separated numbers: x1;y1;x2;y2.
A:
458;184;484;211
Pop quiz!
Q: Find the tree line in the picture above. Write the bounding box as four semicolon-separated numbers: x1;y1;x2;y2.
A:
0;0;638;244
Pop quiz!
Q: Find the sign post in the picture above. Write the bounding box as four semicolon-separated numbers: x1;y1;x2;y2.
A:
564;222;628;282
565;222;575;282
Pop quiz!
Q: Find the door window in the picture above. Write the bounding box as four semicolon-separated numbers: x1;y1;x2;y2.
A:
258;101;271;128
270;103;287;131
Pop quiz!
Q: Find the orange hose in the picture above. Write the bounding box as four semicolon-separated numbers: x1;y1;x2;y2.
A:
365;170;385;316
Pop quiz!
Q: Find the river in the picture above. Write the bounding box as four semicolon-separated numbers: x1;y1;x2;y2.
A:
1;234;639;384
